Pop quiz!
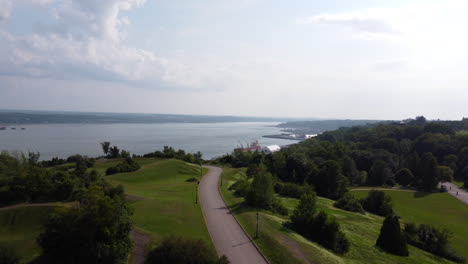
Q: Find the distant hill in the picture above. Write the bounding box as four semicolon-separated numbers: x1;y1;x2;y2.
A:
277;119;385;134
0;110;292;124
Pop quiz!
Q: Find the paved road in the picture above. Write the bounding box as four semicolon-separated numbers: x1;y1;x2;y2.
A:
441;182;468;205
199;166;268;264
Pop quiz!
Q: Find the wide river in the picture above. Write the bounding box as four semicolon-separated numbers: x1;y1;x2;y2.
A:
0;122;295;160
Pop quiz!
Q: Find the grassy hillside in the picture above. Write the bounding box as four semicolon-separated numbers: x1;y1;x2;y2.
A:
0;206;58;263
352;190;468;260
105;159;213;248
221;167;457;264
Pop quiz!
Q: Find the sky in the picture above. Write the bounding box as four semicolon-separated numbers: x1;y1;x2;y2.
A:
0;0;467;120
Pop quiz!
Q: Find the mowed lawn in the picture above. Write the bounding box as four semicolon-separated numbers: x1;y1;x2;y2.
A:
221;167;457;264
105;159;213;249
352;190;468;260
0;206;58;263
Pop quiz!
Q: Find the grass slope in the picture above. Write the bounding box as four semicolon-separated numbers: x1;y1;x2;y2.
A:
352;190;468;260
105;159;213;249
221;167;457;264
0;206;58;263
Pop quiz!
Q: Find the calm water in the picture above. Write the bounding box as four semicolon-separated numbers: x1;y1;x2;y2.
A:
0;123;295;160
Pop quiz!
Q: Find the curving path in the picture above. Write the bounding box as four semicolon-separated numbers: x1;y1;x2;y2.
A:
441;182;468;205
199;166;268;264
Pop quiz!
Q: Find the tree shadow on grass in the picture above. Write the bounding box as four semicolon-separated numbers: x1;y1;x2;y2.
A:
414;191;431;198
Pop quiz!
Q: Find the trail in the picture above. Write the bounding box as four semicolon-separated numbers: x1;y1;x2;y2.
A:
199;165;268;264
441;182;468;205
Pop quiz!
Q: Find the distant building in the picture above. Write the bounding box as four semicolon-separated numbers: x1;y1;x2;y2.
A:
261;145;281;154
305;134;317;139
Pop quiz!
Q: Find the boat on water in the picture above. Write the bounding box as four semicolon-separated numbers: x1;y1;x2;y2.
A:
234;140;262;152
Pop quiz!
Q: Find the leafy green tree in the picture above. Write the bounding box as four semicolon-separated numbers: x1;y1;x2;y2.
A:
369;160;393;186
342;156;358;184
37;185;133;264
316;160;349;199
334;192;364;213
109;146;121;159
145;236;229;264
290;193;317;233
246;164;275;208
419;152;439;191
376;215;409;256
360;190;393;216
437;166;454;182
395;168;414;187
100;142;111;156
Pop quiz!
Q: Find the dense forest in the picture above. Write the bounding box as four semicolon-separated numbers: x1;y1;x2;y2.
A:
219;116;468;196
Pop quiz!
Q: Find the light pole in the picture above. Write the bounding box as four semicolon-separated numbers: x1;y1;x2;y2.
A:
255;211;259;239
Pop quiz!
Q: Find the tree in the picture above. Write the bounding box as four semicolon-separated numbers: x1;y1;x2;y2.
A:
100;142;111;156
315;160;349;199
290;193;317;233
369;160;393;186
418;152;439;191
334;192;364;213
120;150;130;159
246;164;275;208
360;190;393;216
145;236;229;264
342;156;358;184
395;168;414;187
376;215;409;256
109;146;121;159
437;166;454;182
37;185;133;264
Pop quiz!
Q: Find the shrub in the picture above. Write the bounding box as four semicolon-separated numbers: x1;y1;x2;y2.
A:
145;236;229;264
274;182;311;199
106;157;140;175
359;190;393;216
271;199;288;216
404;223;465;263
395;168;414;187
334;192;364;213
289;194;349;254
0;243;20;264
228;179;250;197
376;215;409;256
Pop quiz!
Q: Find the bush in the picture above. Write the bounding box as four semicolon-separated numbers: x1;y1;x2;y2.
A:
376;215;409;256
145;236;229;264
404;223;465;263
106;157;140;175
359;190;393;216
274;182;311;199
271;199;288;216
289;194;350;254
0;243;20;264
334;192;364;213
228;179;250;197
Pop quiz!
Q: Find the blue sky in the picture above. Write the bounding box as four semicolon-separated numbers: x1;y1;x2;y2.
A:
0;0;467;119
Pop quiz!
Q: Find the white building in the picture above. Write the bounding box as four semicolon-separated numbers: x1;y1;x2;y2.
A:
261;145;281;154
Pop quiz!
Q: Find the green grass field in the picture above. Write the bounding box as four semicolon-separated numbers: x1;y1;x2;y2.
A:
221;167;459;264
352;189;468;260
0;206;59;263
105;159;213;249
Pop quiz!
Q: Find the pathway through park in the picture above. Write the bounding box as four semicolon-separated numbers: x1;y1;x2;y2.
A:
442;182;468;205
199;165;268;264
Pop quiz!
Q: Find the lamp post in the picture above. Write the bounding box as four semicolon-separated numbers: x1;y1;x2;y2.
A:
255;211;259;239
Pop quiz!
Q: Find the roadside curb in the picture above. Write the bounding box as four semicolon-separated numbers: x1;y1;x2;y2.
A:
211;166;271;264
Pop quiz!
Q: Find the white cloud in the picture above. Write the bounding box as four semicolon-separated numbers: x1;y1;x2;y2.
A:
0;0;13;21
0;0;230;90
